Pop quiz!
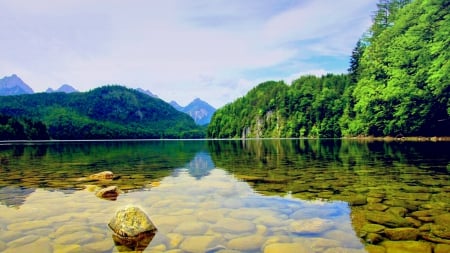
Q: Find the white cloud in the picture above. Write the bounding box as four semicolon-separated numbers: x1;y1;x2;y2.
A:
0;0;377;107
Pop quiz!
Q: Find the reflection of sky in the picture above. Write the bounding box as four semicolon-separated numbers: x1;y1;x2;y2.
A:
0;168;365;252
183;151;216;179
0;186;35;207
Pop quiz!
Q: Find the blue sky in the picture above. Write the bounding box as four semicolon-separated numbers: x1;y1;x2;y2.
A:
0;0;377;108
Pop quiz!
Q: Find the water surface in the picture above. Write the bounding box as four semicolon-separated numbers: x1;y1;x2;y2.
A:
0;139;449;252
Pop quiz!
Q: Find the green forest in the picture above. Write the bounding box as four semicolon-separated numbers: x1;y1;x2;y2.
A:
208;0;449;138
0;86;205;140
0;114;49;140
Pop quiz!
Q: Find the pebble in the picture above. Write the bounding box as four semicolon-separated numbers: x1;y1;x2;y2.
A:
212;218;256;234
173;221;209;235
227;234;265;251
180;235;221;253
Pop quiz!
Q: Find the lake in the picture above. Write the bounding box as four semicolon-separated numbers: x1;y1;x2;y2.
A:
0;139;449;253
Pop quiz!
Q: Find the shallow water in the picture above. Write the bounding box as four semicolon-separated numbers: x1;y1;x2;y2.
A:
0;139;449;253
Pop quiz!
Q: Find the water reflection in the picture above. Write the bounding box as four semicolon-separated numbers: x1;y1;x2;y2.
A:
0;139;449;252
0;141;208;199
184;152;215;179
112;231;156;252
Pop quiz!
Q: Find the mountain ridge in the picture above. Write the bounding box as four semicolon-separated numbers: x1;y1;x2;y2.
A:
46;84;78;93
0;85;204;139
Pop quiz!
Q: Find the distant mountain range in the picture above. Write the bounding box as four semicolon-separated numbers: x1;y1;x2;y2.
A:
46;84;78;93
170;99;216;126
0;74;216;125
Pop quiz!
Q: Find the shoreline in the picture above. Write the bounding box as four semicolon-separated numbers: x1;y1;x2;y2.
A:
1;136;450;143
342;136;450;142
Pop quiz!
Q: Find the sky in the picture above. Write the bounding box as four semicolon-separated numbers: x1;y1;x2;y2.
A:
0;0;377;108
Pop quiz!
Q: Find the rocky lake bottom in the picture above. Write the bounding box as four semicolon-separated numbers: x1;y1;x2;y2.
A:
0;140;449;252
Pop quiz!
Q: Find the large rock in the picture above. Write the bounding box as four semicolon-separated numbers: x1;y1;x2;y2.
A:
108;206;157;251
366;211;413;228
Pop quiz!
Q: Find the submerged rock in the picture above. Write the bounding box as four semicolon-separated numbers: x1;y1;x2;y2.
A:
108;206;157;251
384;227;419;241
365;211;413;228
89;171;115;180
380;240;432;253
95;186;120;201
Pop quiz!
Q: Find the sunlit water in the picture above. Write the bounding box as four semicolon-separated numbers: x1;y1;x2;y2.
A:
0;140;449;253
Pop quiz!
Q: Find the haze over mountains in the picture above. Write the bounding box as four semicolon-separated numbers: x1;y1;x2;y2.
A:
0;74;34;95
45;84;78;93
0;74;215;125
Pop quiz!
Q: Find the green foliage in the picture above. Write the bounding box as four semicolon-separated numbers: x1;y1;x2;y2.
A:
0;114;49;140
207;75;351;138
0;86;205;139
348;0;450;136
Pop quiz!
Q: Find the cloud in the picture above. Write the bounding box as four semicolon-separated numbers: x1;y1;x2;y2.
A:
0;0;376;107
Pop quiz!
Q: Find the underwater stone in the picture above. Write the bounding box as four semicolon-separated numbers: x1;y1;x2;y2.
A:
109;206;157;237
366;211;413;228
95;186;119;201
384;227;419;240
108;206;157;251
89;171;114;180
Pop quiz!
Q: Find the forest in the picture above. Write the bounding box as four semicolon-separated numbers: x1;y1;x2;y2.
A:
0;114;49;140
207;0;449;138
0;86;205;140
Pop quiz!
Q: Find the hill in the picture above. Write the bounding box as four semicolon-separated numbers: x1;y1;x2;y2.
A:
207;75;350;138
0;85;204;139
0;74;34;96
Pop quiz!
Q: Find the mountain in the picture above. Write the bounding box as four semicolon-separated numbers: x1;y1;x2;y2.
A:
0;74;34;96
136;88;158;98
0;85;204;139
46;84;78;93
171;98;216;125
169;101;183;111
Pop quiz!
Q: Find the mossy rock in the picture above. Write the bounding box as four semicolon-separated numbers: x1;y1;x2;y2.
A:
108;206;157;237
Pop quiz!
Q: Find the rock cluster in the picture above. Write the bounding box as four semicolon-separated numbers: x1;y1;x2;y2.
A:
357;190;450;253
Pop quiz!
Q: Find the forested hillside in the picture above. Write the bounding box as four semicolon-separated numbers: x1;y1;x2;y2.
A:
0;114;49;140
207;75;350;138
0;86;204;139
208;0;449;138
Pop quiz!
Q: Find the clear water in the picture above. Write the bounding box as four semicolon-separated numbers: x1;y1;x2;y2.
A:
0;139;449;253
